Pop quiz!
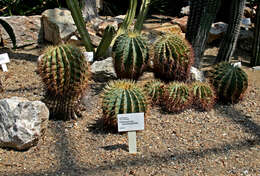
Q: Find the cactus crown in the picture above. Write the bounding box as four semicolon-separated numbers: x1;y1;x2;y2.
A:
153;33;194;82
102;80;148;130
112;32;149;80
162;81;191;112
191;81;216;111
209;62;248;104
144;79;165;105
38;44;89;96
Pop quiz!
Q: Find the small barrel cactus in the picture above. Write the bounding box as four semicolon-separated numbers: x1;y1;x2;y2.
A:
112;32;149;80
191;81;216;111
144;79;165;105
102;80;149;131
152;33;194;82
38;44;90;120
162;82;192;112
209;62;248;104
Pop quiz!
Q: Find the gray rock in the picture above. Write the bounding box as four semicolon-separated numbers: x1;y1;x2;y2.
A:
42;8;77;44
208;22;228;43
0;15;42;47
180;6;190;16
238;29;254;52
0;97;49;150
190;66;205;82
90;57;116;82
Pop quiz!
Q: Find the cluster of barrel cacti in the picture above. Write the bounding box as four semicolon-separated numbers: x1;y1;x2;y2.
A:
38;44;90;120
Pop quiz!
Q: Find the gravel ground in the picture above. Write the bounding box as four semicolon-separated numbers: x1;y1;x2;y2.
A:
0;45;259;176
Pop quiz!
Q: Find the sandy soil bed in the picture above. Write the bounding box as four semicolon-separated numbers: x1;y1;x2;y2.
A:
0;45;259;176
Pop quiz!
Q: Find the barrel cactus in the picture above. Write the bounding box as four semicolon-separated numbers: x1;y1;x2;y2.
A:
152;33;194;82
208;62;248;104
112;32;149;80
191;81;216;111
102;80;149;131
38;44;90;120
162;82;192;112
144;79;165;105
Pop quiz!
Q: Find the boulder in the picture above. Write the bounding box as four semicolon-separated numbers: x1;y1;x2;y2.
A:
0;97;49;150
42;8;77;44
180;6;190;16
0;15;42;47
190;66;205;82
208;22;228;43
90;57;116;82
171;16;188;33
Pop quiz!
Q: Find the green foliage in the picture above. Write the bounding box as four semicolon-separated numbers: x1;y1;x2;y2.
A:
152;33;194;82
144;79;164;105
102;80;148;131
209;62;248;104
162;82;191;112
0;19;16;49
112;32;149;80
191;81;216;111
38;44;90;120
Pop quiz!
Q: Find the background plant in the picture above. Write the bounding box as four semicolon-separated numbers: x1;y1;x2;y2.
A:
0;19;16;48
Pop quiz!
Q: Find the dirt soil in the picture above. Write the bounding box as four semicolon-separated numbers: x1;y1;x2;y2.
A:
0;44;259;176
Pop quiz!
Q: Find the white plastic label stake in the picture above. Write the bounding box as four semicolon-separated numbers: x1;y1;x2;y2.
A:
0;53;10;72
117;112;144;153
83;52;94;62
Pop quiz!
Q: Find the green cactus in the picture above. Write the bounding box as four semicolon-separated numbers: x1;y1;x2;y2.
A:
152;34;194;82
112;32;149;80
162;82;192;112
191;81;216;111
144;79;165;105
209;62;248;104
102;80;148;130
38;44;90;120
251;3;260;66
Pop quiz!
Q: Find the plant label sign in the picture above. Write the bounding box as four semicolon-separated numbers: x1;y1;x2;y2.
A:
0;53;10;72
83;52;94;62
117;112;144;153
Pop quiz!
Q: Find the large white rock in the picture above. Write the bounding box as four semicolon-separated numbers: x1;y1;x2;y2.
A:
42;8;77;44
0;97;49;150
190;66;205;82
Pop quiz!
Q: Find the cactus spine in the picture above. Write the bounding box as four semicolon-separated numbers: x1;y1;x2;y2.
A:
162;82;191;112
191;81;216;111
144;80;165;105
102;80;148;130
209;62;248;104
112;32;149;80
38;44;90;120
153;34;194;82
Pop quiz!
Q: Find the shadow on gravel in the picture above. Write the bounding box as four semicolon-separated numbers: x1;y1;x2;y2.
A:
0;47;38;62
8;104;260;176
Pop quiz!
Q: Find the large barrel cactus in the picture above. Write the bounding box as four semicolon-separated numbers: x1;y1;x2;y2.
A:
38;44;90;120
209;62;248;104
112;32;149;80
144;79;165;105
102;80;148;131
161;82;192;112
191;81;216;111
152;34;194;82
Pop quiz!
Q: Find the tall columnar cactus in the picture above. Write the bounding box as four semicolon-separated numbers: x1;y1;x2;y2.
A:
186;0;221;68
162;82;192;112
144;79;165;105
102;80;148;130
38;44;90;120
152;34;194;82
112;32;149;80
215;0;246;63
191;81;216;111
209;62;248;104
251;3;260;66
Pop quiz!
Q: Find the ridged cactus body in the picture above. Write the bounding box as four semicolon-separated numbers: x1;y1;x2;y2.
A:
102;80;148;130
112;32;149;80
153;34;194;82
38;44;90;120
144;80;165;105
162;82;191;112
209;62;248;103
191;81;216;111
